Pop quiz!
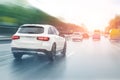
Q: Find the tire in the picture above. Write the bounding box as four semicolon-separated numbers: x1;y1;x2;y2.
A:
48;44;56;61
13;52;23;60
61;42;66;57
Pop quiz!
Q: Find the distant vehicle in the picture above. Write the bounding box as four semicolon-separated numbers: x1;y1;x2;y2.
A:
94;29;101;34
82;32;89;39
71;32;83;41
92;29;101;40
109;29;120;40
11;24;67;61
104;33;109;38
92;33;101;40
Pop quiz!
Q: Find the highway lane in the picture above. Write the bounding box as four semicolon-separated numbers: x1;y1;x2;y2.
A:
0;37;120;80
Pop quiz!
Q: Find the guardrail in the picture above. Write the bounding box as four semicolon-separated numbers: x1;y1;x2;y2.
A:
0;35;11;41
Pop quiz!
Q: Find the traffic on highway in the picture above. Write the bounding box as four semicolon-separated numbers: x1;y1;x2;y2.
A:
0;0;120;80
0;35;120;80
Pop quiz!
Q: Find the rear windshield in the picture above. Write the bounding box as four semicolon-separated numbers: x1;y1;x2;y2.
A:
18;26;44;34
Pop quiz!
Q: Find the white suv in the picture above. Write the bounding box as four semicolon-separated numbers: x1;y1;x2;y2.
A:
11;24;66;61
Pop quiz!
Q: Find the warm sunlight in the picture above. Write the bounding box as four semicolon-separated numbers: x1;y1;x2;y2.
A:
27;0;120;31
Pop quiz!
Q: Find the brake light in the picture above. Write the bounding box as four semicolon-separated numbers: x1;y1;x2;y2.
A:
37;36;49;41
12;35;20;40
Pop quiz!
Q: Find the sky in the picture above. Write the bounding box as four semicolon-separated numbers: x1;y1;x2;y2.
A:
27;0;120;31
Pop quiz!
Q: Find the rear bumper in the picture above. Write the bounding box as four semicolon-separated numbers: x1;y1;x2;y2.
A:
72;38;82;41
11;47;49;54
92;36;101;39
109;35;120;40
11;41;52;51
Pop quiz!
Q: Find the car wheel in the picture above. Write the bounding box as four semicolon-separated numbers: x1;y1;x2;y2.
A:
13;52;23;60
48;44;56;61
61;42;66;57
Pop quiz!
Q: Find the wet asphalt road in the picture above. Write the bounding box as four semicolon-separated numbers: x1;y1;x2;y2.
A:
0;37;120;80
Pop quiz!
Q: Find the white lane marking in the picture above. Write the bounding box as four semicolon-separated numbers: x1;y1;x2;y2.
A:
0;54;12;59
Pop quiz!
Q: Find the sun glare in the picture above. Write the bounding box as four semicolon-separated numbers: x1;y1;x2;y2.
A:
27;0;120;31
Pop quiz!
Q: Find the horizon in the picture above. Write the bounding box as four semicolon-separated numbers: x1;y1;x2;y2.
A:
27;0;120;31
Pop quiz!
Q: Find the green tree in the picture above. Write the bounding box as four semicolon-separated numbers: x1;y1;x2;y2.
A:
109;15;120;29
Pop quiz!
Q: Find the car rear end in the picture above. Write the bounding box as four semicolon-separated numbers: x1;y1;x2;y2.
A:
11;25;52;55
71;32;83;41
109;29;120;40
92;34;101;40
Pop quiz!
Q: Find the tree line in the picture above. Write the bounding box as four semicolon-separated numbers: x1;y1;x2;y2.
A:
0;4;86;35
105;15;120;33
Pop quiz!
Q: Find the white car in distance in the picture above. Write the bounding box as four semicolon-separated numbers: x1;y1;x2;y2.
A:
71;32;83;42
11;24;66;61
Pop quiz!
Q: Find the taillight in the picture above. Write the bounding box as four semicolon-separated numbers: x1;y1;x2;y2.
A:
37;36;49;41
12;35;20;40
